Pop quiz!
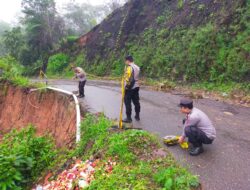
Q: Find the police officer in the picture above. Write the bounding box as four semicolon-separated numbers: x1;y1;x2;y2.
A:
73;66;87;98
178;98;216;156
122;55;141;123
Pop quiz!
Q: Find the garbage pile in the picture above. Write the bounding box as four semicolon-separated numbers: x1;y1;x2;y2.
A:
34;158;117;190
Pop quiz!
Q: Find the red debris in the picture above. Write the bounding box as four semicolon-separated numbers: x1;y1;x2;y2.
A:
34;158;117;190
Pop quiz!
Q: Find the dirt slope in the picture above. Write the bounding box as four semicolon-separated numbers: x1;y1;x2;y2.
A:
0;83;76;147
70;0;245;61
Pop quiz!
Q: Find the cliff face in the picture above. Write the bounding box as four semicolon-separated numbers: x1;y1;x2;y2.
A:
0;83;76;147
75;0;245;61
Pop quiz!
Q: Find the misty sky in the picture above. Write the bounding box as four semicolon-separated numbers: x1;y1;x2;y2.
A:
0;0;109;23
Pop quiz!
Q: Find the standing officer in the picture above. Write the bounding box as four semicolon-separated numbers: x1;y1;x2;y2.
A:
123;55;141;123
73;66;87;98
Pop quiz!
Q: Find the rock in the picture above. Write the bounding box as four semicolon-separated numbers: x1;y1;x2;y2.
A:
79;179;88;188
223;111;234;116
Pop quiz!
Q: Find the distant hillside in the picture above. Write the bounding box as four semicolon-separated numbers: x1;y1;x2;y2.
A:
58;0;250;83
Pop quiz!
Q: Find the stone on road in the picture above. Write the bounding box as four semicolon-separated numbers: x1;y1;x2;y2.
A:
51;80;250;190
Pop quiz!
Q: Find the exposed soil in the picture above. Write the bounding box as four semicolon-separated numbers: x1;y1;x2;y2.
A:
64;0;246;62
0;83;77;147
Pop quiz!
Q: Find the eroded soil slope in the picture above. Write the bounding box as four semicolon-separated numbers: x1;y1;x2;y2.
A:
71;0;245;61
0;83;76;147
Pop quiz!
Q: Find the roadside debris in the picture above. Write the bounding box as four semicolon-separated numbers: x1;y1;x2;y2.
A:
34;158;117;190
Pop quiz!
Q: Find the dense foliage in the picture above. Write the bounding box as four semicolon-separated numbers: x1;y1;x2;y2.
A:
76;1;250;86
46;53;70;76
0;21;10;56
0;56;30;87
0;0;124;73
0;126;57;190
21;0;65;66
56;0;248;96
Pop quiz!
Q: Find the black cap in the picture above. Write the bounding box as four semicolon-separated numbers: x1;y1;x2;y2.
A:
178;98;193;109
125;55;134;62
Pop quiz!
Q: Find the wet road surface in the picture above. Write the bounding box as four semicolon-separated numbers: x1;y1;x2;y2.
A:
49;79;250;190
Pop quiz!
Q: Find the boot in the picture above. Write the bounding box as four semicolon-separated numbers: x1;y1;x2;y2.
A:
135;113;140;121
122;117;132;123
189;145;204;156
77;95;84;98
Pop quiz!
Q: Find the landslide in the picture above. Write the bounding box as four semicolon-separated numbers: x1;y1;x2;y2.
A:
0;83;76;147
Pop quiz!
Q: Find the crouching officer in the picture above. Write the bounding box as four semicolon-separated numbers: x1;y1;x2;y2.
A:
122;55;141;123
178;98;216;156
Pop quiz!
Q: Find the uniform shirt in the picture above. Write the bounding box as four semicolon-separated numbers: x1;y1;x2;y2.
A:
75;67;86;82
124;63;140;89
183;107;216;140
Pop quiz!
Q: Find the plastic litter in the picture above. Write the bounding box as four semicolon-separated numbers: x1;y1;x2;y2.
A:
33;157;117;190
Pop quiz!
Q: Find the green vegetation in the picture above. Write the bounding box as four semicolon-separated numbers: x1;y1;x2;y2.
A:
1;0;249;98
0;56;45;88
125;17;250;84
66;35;79;45
0;0;117;74
0;126;57;190
177;0;184;9
0;21;11;56
72;1;249;96
74;114;199;190
0;114;199;190
47;53;70;76
0;56;30;87
155;167;199;190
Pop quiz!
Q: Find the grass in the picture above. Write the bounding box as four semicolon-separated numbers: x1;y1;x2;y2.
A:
191;82;250;94
0;112;199;189
73;114;199;190
10;76;30;87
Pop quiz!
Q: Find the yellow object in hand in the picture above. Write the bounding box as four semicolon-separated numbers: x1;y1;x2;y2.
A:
180;141;189;149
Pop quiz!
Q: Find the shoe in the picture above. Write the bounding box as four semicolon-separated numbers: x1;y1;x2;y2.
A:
189;146;204;156
122;118;132;123
77;95;84;98
135;115;140;121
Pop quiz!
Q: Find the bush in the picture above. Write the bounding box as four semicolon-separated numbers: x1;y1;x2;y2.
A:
23;60;43;76
67;36;79;44
0;126;57;189
154;166;199;190
0;56;24;77
47;53;69;75
0;56;32;87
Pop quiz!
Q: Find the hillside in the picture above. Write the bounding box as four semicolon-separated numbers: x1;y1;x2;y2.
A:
59;0;249;84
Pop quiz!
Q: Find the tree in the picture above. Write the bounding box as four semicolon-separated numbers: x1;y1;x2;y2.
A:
21;0;65;68
106;0;127;12
2;27;25;59
0;21;11;36
63;2;108;35
0;21;11;56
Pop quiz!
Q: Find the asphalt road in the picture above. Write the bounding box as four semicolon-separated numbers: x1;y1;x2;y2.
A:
49;79;250;190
